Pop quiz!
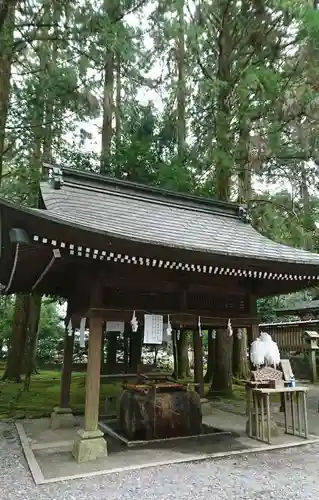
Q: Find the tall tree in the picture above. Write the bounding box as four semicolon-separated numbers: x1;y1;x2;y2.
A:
2;295;29;382
0;0;16;185
176;0;186;164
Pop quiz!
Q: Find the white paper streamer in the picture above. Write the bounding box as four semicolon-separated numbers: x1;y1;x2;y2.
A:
67;319;73;337
79;317;86;348
237;328;243;340
166;315;172;337
198;316;202;337
227;319;233;337
131;310;138;332
211;329;216;340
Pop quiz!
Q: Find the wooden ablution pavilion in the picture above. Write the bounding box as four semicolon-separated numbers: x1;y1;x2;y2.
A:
2;165;319;463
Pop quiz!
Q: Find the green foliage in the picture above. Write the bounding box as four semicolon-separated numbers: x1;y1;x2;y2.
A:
2;0;319;215
258;289;312;323
0;297;14;343
251;190;319;251
0;364;122;419
2;0;319;376
36;300;65;363
0;297;64;363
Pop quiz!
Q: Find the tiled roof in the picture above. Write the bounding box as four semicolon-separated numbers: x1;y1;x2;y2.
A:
276;300;319;313
39;169;319;266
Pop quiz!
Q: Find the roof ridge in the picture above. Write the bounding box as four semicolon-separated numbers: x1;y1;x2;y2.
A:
62;178;241;220
57;166;241;216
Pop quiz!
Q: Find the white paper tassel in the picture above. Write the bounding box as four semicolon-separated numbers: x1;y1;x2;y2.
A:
166;315;172;337
250;338;265;368
198;316;202;337
266;341;280;367
211;329;216;340
177;329;180;341
67;319;73;337
227;319;233;337
237;328;243;340
260;331;280;367
131;310;138;332
79;317;86;348
250;331;281;368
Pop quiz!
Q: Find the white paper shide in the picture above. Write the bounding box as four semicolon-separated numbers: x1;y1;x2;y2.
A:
250;331;280;368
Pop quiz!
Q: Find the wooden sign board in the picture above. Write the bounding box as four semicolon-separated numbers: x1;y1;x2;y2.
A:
106;321;125;334
280;359;293;382
144;314;163;344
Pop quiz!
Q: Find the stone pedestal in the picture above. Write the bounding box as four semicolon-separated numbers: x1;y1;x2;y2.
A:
246;413;279;438
72;429;107;463
50;407;76;430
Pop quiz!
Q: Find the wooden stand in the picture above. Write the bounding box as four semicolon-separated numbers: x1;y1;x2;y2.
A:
247;387;309;444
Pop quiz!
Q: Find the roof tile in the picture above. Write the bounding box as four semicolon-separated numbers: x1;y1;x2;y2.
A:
40;181;319;266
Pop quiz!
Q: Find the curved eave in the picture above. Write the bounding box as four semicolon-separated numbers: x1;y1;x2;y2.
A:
0;196;318;271
1;198;319;298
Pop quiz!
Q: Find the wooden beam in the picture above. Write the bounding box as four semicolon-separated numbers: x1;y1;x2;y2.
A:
87;307;260;327
96;264;249;293
60;260;249;293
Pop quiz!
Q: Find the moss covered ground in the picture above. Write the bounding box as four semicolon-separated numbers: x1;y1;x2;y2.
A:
0;362;246;419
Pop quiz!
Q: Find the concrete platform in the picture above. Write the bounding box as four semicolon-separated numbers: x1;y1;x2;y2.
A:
16;410;319;485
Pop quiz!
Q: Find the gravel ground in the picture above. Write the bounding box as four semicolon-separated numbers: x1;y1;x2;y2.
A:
1;421;319;500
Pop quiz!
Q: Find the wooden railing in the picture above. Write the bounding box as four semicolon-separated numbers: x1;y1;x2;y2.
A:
259;319;319;353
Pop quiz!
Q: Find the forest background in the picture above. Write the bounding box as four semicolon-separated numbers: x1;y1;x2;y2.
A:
1;0;319;380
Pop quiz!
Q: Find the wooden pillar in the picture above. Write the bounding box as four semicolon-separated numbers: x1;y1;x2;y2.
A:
123;322;130;372
172;329;179;378
204;328;216;383
129;326;143;372
209;327;233;395
50;321;76;430
72;281;107;462
59;327;75;408
84;316;104;432
247;293;259;370
247;325;253;347
193;328;204;397
309;349;317;383
233;327;249;380
176;328;190;379
100;322;106;374
247;324;259;369
106;331;118;374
